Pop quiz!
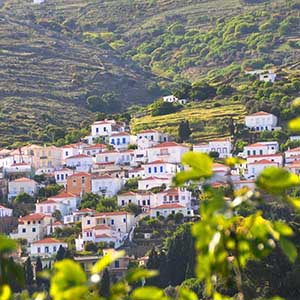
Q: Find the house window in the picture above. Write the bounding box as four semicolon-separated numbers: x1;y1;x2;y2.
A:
87;220;91;225
160;166;163;172
121;200;125;206
22;228;26;233
96;128;99;133
61;174;64;180
53;246;57;252
156;211;160;217
37;247;41;253
172;210;175;214
32;228;36;232
128;199;132;203
111;219;115;225
260;150;263;155
56;174;60;180
45;246;49;253
150;136;154;141
65;151;69;157
123;218;126;223
114;261;120;268
103;127;107;132
148;167;151;174
154;167;157;173
147;200;150;205
111;139;115;145
122;138;126;144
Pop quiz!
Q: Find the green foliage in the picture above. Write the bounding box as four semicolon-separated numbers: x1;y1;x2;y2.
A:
14;193;34;204
151;100;181;117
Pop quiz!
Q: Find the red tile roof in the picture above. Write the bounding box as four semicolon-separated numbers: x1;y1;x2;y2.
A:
49;191;78;199
248;111;273;116
19;213;48;222
138;129;160;134
68;172;91;178
248;159;277;165
152;142;188;148
139;176;169;181
13;177;36;183
152;203;185;209
32;238;64;244
66;154;91;159
95;233;112;238
110;132;130;137
11;162;30;166
286;147;300;152
95;211;129;216
145;160;166;165
119;191;136;196
74;208;96;214
245;143;267;148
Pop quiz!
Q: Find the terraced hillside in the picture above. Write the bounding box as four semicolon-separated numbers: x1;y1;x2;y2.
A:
131;100;247;142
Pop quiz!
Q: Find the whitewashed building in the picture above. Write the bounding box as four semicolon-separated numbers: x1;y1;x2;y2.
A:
91;175;123;197
245;111;278;131
0;205;12;217
30;238;67;257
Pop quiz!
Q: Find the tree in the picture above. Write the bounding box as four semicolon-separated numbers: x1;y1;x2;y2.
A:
178;120;192;142
84;242;98;253
100;268;110;298
125;203;142;216
151;100;181;116
55;245;66;261
35;257;43;285
24;257;34;286
97;197;118;212
14;193;34;204
146;247;161;286
52;210;62;221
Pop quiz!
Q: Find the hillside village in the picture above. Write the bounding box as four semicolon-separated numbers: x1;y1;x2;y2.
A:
0;106;299;276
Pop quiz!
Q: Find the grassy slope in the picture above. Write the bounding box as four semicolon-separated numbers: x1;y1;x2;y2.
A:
131;100;246;142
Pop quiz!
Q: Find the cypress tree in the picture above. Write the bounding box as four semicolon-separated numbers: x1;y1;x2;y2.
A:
178;120;192;142
35;257;43;285
100;268;110;298
55;245;65;261
146;247;160;286
24;257;34;286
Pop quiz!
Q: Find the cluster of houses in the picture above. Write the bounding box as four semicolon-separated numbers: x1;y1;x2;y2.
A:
1;110;298;264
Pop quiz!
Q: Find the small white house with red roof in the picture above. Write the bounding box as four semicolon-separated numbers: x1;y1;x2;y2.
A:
0;204;12;217
246;159;278;179
63;208;96;224
91;174;123;197
10;213;54;242
286;160;300;175
109;132;135;150
245;111;278;131
142;160;177;178
66;154;93;172
136;129;169;149
193;139;232;158
285;147;300;164
246;154;283;166
147;142;189;164
150;203;193;218
117;191;156;209
4;162;32;178
155;188;192;207
82;144;106;156
138;176;171;190
54;168;74;187
242;141;279;157
96;150;120;164
60;144;80;164
30;238;68;257
8;177;38;201
128;167;144;178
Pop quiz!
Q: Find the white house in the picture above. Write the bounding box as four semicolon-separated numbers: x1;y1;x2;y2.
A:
76;212;135;250
242;142;279;157
117;150;135;165
118;191;155;209
147;142;189;164
138;176;171;190
109;133;135;150
246;159;278;179
60;145;80;164
245;111;278;131
142;160;177;178
82;144;106;156
127;167;144;178
66;154;93;172
0;205;12;217
30;238;68;257
155;188;192;207
150;203;193;218
8;177;38;201
193;139;232;158
136;130;169;149
4;162;32;178
163;95;178;103
54;168;74;187
96;150;120;164
91;175;123;197
247;154;283;166
285;147;300;164
259;71;277;83
286;161;300;175
10;213;54;243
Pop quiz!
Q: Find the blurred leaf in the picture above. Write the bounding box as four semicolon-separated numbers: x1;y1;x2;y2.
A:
178;287;198;300
131;287;166;300
279;237;297;263
126;269;158;283
287;197;300;209
174;152;212;185
50;259;88;300
292;97;300;107
274;221;293;237
256;167;300;194
225;157;245;168
91;250;125;274
0;285;11;300
289;117;300;131
213;292;233;300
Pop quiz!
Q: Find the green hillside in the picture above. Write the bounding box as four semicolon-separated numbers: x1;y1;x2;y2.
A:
0;0;299;145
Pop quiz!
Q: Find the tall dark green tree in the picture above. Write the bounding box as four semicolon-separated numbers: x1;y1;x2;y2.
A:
24;257;34;286
35;256;43;285
146;247;161;286
100;268;110;298
178;120;192;142
55;245;66;261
